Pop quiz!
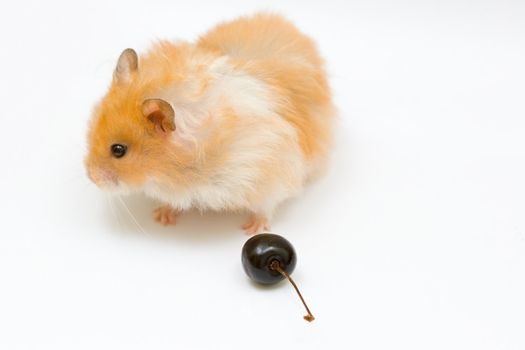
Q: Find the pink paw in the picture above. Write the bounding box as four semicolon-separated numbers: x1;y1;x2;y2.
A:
153;205;179;226
242;215;270;235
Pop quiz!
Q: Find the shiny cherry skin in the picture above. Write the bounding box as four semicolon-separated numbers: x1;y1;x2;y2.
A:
241;233;297;285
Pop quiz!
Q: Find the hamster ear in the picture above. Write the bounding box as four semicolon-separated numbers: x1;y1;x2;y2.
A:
142;99;176;133
114;48;138;84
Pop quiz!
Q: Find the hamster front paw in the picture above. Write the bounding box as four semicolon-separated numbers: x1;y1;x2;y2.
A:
153;205;179;226
242;215;270;235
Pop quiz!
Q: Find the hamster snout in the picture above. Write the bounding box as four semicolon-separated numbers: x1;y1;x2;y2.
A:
86;163;118;187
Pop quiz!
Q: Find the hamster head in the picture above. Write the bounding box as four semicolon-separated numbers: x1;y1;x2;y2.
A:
85;48;184;193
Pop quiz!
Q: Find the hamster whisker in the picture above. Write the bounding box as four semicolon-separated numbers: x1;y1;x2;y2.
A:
116;195;149;236
106;195;123;230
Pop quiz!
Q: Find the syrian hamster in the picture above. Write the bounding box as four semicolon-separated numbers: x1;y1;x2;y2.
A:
85;13;334;234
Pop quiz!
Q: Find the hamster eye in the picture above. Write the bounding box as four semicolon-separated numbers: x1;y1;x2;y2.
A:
110;144;127;158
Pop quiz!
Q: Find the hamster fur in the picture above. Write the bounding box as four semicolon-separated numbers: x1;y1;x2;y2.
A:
85;13;334;234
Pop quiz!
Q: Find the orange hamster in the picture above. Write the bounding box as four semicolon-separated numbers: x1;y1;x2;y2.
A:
85;13;335;234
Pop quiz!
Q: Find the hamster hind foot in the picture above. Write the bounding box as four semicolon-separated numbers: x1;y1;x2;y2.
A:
242;215;270;235
153;205;179;226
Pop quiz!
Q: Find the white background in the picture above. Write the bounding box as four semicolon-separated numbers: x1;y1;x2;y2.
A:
0;0;524;349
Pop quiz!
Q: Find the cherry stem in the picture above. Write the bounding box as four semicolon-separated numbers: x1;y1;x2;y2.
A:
270;260;315;322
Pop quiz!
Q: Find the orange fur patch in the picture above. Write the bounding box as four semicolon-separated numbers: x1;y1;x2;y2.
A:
198;13;334;159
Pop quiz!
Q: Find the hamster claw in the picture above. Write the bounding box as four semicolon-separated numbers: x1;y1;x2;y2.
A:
153;205;179;226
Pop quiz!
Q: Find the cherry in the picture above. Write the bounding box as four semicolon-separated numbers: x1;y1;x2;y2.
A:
241;233;315;322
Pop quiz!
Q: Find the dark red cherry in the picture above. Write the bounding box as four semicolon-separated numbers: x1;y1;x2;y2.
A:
241;233;315;322
241;233;297;284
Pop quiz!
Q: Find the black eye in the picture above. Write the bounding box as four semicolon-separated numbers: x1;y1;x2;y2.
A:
110;144;127;158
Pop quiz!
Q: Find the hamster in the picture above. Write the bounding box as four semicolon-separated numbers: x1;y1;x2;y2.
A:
85;13;335;234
